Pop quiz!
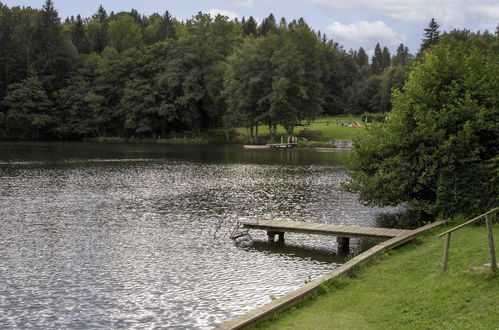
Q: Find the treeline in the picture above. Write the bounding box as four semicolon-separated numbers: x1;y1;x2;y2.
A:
0;1;488;141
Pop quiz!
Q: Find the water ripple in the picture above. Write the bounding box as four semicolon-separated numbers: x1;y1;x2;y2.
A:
0;156;401;329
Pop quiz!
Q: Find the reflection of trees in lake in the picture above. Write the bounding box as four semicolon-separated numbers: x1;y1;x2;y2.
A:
375;209;432;230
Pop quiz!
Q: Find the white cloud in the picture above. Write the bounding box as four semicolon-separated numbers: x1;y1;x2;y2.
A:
306;0;498;27
326;20;406;51
227;0;256;7
468;4;499;21
205;9;240;20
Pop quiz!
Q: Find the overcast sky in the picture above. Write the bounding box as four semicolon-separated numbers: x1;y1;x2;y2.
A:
3;0;498;55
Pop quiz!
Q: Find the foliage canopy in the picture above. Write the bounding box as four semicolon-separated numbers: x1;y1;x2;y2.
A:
346;35;498;217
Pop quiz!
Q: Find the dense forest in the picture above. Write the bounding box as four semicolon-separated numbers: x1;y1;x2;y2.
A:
0;1;497;142
0;0;419;140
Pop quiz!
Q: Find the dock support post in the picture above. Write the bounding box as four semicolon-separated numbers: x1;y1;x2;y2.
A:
267;231;285;244
278;232;285;244
337;237;350;253
442;232;451;272
485;215;497;273
267;231;275;243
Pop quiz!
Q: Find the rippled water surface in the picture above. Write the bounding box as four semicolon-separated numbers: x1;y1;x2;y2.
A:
0;142;402;329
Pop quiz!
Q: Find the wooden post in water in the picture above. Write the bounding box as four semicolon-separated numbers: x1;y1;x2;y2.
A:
442;232;451;272
267;231;275;243
485;214;497;273
337;237;350;253
278;232;285;244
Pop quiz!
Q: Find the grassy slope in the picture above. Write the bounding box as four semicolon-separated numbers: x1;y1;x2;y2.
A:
251;224;499;330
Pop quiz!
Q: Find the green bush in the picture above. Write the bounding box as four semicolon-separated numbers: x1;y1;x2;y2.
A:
361;112;386;123
346;37;498;218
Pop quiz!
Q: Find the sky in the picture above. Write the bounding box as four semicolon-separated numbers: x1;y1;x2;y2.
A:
3;0;499;55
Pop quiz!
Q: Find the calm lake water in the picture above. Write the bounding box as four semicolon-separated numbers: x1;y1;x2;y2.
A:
0;142;404;329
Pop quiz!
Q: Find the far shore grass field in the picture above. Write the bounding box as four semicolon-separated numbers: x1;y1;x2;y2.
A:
249;223;499;330
219;115;365;145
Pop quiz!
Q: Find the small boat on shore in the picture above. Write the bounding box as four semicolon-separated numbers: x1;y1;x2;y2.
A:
243;144;271;149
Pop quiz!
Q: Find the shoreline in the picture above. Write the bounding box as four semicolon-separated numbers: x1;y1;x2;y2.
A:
0;139;354;149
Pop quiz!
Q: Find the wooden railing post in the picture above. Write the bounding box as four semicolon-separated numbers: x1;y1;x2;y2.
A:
485;214;497;273
442;232;451;272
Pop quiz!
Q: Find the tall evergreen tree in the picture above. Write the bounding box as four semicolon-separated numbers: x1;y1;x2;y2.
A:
392;43;411;66
279;17;287;29
93;5;107;23
419;18;440;54
381;46;391;69
33;0;77;92
258;13;277;36
355;47;369;67
87;5;109;53
370;43;383;74
242;16;257;36
71;15;91;53
158;11;176;40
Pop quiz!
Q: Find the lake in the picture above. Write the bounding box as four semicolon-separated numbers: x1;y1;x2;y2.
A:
0;142;403;329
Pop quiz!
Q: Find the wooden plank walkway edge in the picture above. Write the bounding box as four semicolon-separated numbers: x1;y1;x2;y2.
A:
242;220;411;239
215;220;446;330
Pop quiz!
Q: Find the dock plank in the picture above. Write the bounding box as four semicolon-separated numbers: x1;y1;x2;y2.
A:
243;220;407;239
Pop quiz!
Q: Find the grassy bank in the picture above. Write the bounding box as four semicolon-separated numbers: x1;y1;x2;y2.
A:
250;224;499;329
227;115;364;144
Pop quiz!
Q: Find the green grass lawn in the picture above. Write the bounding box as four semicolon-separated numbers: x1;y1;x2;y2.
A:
250;224;499;330
226;115;365;144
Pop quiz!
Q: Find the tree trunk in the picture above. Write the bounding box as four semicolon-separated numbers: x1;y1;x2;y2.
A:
249;125;254;144
268;124;274;142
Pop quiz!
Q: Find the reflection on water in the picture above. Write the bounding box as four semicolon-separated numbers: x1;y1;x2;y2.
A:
0;143;402;329
375;210;430;229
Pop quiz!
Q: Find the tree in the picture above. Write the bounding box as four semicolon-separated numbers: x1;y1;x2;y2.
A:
258;13;277;36
71;15;91;53
107;15;142;51
392;43;411;66
224;35;279;142
53;74;97;138
355;47;369;67
87;5;108;52
419;18;440;54
346;38;498;217
158;11;176;40
242;16;257;36
224;26;324;141
381;46;391;69
322;46;353;115
93;5;107;22
33;0;77;92
1;75;52;139
370;43;383;74
121;78;159;137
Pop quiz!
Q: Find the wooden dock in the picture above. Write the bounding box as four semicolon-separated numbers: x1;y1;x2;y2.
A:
216;220;446;330
266;143;297;148
242;219;411;251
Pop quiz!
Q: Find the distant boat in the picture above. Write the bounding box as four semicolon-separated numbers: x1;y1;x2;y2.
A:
243;144;270;149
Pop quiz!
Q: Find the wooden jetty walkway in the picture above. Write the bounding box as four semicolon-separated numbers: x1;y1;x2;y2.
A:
217;220;446;330
242;219;411;251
